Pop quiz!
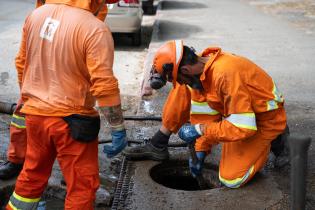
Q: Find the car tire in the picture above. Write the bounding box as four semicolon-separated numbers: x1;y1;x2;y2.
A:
132;30;141;46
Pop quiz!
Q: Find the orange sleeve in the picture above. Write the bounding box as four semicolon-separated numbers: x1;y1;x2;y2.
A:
191;114;221;153
85;30;121;107
162;84;191;133
15;19;28;89
203;70;256;143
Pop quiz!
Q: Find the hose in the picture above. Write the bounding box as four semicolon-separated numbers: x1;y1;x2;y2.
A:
0;101;162;121
123;115;162;121
0;102;16;115
99;138;187;147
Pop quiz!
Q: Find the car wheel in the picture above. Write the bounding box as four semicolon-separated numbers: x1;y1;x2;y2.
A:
132;30;141;46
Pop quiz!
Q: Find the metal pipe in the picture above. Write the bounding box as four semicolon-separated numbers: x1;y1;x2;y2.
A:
123;115;162;121
288;135;311;210
0;101;162;121
0;102;16;115
98;138;187;147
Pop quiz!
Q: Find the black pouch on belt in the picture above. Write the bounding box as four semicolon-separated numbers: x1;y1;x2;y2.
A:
63;114;100;143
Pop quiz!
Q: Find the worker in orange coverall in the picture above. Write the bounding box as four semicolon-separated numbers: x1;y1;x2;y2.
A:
5;0;125;209
0;0;117;181
124;40;288;188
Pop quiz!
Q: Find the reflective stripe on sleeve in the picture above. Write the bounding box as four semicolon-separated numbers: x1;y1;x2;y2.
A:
272;81;284;103
267;81;284;111
267;100;278;111
219;165;254;188
225;113;257;130
10;114;26;129
8;191;40;210
190;100;220;115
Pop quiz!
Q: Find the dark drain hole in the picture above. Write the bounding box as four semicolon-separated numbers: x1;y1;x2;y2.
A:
150;161;219;191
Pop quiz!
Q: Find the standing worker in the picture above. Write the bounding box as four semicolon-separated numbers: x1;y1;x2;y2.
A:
124;40;287;188
5;0;126;209
0;0;118;180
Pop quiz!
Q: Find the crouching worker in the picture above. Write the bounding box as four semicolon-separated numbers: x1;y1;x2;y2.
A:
6;0;126;209
123;40;287;188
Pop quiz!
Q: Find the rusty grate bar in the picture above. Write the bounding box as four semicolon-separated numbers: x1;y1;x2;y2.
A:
111;157;135;210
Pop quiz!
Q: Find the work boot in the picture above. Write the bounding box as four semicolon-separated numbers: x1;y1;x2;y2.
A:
123;140;169;161
271;125;290;168
0;161;23;180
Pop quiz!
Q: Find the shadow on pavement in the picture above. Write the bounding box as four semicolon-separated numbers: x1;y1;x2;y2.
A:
157;20;202;41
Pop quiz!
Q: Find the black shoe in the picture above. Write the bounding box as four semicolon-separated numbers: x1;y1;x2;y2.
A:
123;141;169;161
0;161;23;180
271;125;290;168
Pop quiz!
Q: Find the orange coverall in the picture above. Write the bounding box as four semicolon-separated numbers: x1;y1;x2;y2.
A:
162;47;286;188
6;0;111;166
6;1;120;209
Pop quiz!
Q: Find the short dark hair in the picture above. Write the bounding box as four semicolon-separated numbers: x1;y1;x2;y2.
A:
179;46;198;68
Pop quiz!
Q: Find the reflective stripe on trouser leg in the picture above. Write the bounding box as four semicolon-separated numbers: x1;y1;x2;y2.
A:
8;127;27;164
219;165;255;188
11;114;26;129
7;102;27;163
7;191;40;210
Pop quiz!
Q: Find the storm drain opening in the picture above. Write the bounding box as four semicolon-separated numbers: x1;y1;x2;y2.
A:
150;161;220;191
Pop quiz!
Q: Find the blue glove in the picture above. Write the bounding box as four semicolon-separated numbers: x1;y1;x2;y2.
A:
103;129;127;158
178;124;202;144
189;151;206;178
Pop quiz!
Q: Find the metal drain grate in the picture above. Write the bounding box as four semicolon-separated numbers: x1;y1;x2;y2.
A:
111;157;135;210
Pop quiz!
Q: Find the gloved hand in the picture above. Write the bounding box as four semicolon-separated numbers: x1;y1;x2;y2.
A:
178;124;202;144
189;151;206;178
103;129;127;158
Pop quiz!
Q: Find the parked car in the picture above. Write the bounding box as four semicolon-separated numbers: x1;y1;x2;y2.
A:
106;0;143;46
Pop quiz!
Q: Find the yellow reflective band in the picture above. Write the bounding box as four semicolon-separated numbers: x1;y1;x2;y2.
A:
11;114;26;128
267;100;279;111
272;81;284;103
13;192;40;203
219;165;254;188
191;101;208;106
10;122;26;129
8;201;20;210
226;113;257;131
191;100;220;115
12;114;25;120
